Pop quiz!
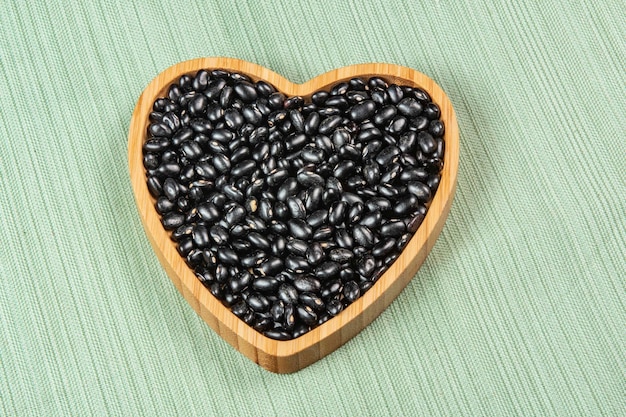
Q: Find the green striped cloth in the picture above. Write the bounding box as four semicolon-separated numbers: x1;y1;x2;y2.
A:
1;1;624;415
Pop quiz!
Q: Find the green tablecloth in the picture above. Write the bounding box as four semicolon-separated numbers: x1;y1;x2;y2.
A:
1;1;624;415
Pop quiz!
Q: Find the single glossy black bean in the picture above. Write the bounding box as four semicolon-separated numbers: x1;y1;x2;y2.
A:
411;116;430;131
397;97;423;117
207;224;228;245
287;219;312;240
285;133;307;152
322;188;341;206
301;111;320;135
296;305;318;325
335;229;354;249
161;178;178;201
394;195;420;215
348;100;376;122
305;242;325;265
379;220;406;237
247;293;270;313
357;255;376;278
312;226;333;241
283;304;296;330
417;131;437;154
314;135;334;153
266;169;289;187
359;211;382;229
190;225;210;248
222;184;244;203
273;201;289;220
286;239;309;256
295;170;324;188
311;90;329;105
264;329;291;340
387;116;408;135
223;204;245;226
387;84;403;104
423;102;440;119
210;154;229;173
162;212;184;230
233;81;257;102
257;198;273;221
304;209;327;229
294;276;321;293
259;257;284;276
328;248;353;263
224;108;244;130
407;181;432;203
372;238;396;258
427;174;440;193
328;201;347;226
357;127;383;143
287;197;306;219
278;284;298;304
251;143;270;163
230;159;256;178
321;279;343;299
353;225;375;248
429;119;445;137
314;261;341;281
219;247;241;266
246;231;270;250
271;236;287;257
156;196;176;214
327;299;343;316
299;292;325;311
231;301;249;319
276;178;299;201
252;277;280;293
343;281;360;303
156;162;181;177
375;145;401;165
318;115;342;135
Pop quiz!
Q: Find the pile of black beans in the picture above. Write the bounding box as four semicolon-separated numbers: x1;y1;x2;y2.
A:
143;69;444;340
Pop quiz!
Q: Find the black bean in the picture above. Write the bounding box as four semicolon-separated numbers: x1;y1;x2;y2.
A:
348;100;377;122
372;238;397;258
417;131;437;154
286;239;309;257
329;248;353;263
359;211;382;229
394;195;420;215
304;112;320;135
162;212;184;230
288;219;312;240
353;225;375;248
327;299;343;316
259;257;284;276
375;145;401;165
423;102;440;119
296;305;318;325
247;293;270;313
287;196;306;219
278;284;298;304
294;276;321;293
299;292;325;311
335;229;354;249
357;255;376;278
305;242;325;265
343;281;361;303
297;170;325;187
276;178;299;201
312;226;333;241
252;277;280;293
318;115;343;134
219;247;240;266
306;209;328;229
234;81;257;102
380;220;406;237
314;261;341;281
301;145;325;164
327;201;346;226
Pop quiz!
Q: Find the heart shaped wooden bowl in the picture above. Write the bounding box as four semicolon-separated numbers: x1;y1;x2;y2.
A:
128;57;459;373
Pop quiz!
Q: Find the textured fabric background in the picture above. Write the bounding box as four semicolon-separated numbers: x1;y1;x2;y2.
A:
0;1;624;416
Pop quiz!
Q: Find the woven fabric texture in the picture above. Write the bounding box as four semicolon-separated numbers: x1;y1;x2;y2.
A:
1;1;624;416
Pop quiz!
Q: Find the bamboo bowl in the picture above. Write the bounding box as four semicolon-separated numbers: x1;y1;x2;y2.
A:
128;57;459;373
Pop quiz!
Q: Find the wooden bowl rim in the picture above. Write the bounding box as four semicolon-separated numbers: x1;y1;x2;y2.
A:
128;57;459;371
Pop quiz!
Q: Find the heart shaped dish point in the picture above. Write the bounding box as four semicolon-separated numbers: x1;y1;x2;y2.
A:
129;57;459;373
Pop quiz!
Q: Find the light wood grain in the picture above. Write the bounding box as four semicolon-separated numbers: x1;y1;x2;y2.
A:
128;57;459;373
